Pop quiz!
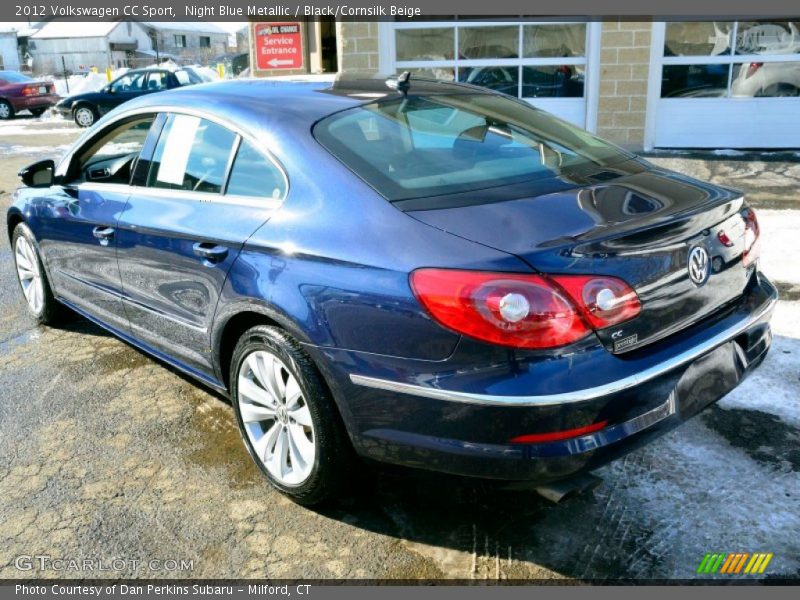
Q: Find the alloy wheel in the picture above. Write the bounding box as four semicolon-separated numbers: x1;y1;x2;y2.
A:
15;236;44;314
0;102;10;119
237;350;316;485
75;107;94;127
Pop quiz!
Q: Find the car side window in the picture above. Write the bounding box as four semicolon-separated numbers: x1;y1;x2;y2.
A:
72;116;156;184
110;73;145;93
226;140;287;200
147;114;236;194
174;70;191;86
146;71;168;91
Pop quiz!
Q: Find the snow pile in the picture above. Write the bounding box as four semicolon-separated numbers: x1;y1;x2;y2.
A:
49;71;119;97
758;210;800;286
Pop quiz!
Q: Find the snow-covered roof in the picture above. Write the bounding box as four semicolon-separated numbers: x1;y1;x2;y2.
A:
31;21;123;39
146;22;227;34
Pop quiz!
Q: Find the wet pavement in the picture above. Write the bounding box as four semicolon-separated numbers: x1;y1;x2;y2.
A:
1;116;799;581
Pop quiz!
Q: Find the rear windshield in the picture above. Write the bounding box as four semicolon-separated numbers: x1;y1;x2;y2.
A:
313;92;634;201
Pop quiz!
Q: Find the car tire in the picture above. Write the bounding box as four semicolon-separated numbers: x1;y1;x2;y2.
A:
0;99;14;120
73;104;97;127
230;325;355;505
29;108;47;117
11;223;63;324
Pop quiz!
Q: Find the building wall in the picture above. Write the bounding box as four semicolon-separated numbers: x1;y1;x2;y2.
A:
151;29;228;61
0;32;20;71
596;20;652;148
30;23;152;74
336;21;379;73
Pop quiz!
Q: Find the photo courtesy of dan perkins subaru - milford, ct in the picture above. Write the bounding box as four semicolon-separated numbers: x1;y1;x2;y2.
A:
7;74;776;505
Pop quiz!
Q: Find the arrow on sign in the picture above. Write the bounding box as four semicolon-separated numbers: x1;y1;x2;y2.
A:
268;58;294;67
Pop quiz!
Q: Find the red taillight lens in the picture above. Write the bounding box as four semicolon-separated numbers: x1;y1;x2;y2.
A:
22;86;37;96
742;207;760;267
410;269;641;349
552;275;642;330
746;62;763;78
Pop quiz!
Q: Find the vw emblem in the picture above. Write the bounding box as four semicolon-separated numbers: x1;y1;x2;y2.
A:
688;246;710;286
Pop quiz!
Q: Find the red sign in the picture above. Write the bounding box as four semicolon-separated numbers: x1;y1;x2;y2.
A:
255;23;304;71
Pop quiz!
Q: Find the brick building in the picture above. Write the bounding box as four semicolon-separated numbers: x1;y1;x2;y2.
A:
252;19;800;150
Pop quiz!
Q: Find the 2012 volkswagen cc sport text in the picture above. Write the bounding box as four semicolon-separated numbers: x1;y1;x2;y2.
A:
7;76;777;504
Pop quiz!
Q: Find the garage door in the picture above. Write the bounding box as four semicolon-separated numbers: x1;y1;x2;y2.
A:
651;20;800;148
384;21;600;130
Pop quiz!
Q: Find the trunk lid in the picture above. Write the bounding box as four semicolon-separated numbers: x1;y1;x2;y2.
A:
407;165;752;353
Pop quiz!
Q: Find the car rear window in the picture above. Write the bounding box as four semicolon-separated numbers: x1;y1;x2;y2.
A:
313;92;634;201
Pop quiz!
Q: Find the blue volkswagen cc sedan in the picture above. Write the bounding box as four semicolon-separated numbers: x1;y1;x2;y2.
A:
7;76;777;504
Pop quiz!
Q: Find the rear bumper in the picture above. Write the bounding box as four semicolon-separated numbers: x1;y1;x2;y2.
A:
11;94;59;112
315;272;777;482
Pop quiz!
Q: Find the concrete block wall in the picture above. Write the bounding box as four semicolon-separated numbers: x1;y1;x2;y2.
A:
336;21;380;73
597;20;653;148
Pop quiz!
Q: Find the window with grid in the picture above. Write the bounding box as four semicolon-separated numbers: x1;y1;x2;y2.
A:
393;22;588;99
661;20;800;98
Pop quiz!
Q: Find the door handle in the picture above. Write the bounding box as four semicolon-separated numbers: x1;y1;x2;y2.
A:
92;226;115;244
193;242;228;263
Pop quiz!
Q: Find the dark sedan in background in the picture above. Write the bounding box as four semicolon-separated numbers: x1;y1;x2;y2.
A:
0;71;58;119
8;76;776;505
55;66;213;127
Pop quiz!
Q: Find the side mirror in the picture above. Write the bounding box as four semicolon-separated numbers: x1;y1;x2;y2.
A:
104;85;113;93
18;159;55;188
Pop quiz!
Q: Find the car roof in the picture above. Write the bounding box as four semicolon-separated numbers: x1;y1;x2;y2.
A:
121;76;494;126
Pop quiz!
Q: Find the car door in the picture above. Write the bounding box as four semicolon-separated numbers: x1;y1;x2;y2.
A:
115;112;287;376
99;72;146;115
35;114;159;330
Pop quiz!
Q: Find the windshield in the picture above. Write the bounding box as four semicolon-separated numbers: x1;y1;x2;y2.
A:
0;71;33;84
313;92;635;201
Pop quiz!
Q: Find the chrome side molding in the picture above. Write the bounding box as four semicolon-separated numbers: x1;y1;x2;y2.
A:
349;292;776;407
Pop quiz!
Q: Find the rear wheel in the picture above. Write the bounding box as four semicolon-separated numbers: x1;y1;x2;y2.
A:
73;105;97;127
11;223;62;324
230;325;354;505
0;100;13;120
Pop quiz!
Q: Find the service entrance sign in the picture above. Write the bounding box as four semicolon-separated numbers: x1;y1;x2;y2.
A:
254;23;304;71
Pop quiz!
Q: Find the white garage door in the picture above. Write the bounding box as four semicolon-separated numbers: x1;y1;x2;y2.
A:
381;21;601;130
650;20;800;148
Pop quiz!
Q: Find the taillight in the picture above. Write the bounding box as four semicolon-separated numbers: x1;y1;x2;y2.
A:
552;275;641;330
746;62;763;79
22;86;37;96
410;269;641;349
742;207;760;267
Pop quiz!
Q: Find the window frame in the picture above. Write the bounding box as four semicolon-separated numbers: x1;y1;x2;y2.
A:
174;34;186;48
56;107;289;208
658;20;800;99
392;20;590;100
199;36;211;49
140;110;289;207
60;113;160;187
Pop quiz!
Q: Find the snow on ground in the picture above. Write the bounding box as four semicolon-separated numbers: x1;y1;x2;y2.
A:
719;300;800;427
759;210;800;286
0;117;77;138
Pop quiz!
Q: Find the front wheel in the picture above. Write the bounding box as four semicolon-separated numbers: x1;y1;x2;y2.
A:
73;105;97;127
12;223;62;324
230;325;354;505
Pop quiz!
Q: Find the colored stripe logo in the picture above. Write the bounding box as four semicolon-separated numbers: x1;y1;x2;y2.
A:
697;552;773;574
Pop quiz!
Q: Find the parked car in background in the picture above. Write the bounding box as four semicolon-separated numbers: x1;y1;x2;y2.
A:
55;66;212;127
8;76;776;505
0;71;59;120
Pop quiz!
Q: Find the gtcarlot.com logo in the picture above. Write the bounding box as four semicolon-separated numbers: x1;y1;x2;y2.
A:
697;552;773;575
